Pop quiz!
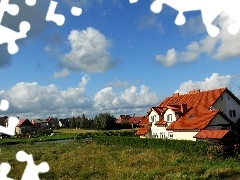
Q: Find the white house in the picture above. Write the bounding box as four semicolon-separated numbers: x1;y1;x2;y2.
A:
136;87;240;141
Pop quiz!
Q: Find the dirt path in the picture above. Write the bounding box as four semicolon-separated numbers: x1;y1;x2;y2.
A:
225;175;240;180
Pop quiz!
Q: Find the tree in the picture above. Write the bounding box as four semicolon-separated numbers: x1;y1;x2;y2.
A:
93;113;117;130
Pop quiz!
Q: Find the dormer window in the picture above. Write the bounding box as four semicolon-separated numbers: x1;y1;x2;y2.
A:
151;115;157;122
229;110;236;117
167;114;172;122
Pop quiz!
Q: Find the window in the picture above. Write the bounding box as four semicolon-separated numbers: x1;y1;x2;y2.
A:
220;96;223;100
168;132;173;139
151;115;157;122
152;132;158;138
229;110;236;117
160;132;165;138
167;114;172;122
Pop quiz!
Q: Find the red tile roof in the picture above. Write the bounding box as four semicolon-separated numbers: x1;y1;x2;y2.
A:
135;127;150;136
16;119;27;127
154;117;166;126
151;107;165;115
158;88;228;130
166;105;182;113
139;116;151;126
128;116;143;124
159;88;226;109
116;115;131;123
194;130;230;139
166;109;219;130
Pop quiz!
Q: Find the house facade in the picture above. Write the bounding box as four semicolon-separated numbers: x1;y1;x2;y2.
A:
31;119;48;129
15;119;36;134
136;88;240;141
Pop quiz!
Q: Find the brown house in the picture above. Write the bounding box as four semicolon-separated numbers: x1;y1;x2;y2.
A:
15;119;35;134
0;116;8;127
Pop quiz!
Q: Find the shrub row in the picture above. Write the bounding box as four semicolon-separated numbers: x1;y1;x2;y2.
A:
76;130;135;139
91;136;213;155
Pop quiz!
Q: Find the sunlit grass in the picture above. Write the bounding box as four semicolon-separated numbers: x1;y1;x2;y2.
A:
1;141;240;180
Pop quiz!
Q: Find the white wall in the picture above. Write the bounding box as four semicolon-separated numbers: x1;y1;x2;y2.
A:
163;109;179;122
213;91;240;123
173;131;199;141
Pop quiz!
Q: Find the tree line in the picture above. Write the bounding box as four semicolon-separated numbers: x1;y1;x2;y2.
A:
66;113;120;130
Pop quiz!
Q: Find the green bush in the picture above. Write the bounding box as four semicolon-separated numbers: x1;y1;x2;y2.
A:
91;136;213;155
75;130;135;140
36;129;53;136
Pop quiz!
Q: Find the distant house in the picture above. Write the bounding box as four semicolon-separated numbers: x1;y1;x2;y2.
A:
31;119;48;129
136;87;240;142
135;116;151;138
15;119;35;134
46;117;58;128
0;116;8;127
116;115;132;124
58;119;69;128
128;116;144;128
116;115;132;128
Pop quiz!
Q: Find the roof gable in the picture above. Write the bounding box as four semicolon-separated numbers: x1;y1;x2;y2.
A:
159;88;226;111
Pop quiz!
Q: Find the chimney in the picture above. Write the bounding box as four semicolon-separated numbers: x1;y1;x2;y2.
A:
181;104;187;114
189;89;200;94
173;93;179;97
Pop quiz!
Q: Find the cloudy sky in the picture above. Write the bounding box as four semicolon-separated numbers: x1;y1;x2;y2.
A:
1;0;240;119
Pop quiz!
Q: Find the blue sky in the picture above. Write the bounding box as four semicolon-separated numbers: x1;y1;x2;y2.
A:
1;0;240;119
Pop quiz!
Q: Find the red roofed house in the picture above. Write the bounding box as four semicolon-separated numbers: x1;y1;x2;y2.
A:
136;87;240;141
116;115;131;124
128;116;143;128
15;119;35;134
135;115;152;138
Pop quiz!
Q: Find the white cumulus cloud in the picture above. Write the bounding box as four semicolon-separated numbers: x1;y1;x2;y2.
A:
0;74;93;119
175;73;233;94
94;85;159;111
155;12;240;66
61;27;115;73
53;69;70;78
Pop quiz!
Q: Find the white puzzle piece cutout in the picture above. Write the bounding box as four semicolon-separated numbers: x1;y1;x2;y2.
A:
130;0;240;37
16;151;50;180
71;6;82;16
0;0;36;54
46;0;65;26
0;100;19;136
0;162;15;180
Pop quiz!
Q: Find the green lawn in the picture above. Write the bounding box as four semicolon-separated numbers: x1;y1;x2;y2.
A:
53;128;98;134
53;128;135;134
1;141;240;180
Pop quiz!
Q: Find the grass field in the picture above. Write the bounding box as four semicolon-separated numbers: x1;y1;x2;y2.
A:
53;129;98;134
1;141;240;180
53;128;135;134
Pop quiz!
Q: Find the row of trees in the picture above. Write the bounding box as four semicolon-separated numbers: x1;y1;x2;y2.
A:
67;113;119;130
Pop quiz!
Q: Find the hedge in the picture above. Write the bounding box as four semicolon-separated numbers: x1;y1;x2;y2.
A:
91;136;213;155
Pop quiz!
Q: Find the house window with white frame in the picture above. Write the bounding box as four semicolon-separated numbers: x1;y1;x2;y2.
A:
229;110;236;117
152;132;158;138
168;132;173;139
167;114;172;122
151;115;157;122
160;132;165;138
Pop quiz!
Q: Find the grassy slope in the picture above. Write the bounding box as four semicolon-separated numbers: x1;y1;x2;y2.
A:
2;141;240;180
